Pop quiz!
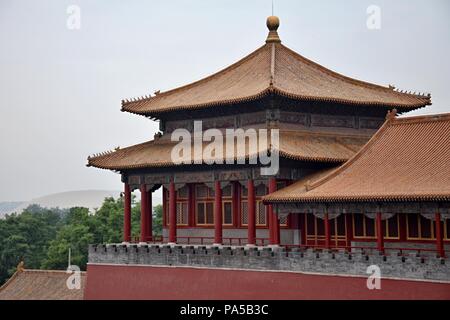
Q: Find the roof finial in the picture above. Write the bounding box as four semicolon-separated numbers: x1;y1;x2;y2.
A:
266;16;281;43
386;108;398;121
17;260;25;272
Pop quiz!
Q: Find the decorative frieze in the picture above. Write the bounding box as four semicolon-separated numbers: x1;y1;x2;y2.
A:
359;117;384;130
279;111;307;125
311;115;355;128
274;201;450;218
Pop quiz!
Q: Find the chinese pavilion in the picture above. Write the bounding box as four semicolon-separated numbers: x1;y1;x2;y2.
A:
87;16;430;248
84;16;450;300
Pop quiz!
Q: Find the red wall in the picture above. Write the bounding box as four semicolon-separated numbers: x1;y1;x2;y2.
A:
84;264;450;300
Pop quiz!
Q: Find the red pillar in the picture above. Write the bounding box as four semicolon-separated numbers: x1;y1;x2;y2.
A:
435;212;445;258
168;181;177;244
376;212;384;254
140;184;148;243
324;212;331;249
299;213;306;246
268;178;280;245
247;179;256;245
123;183;131;242
214;181;223;245
147;190;153;242
188;184;195;227
345;213;353;250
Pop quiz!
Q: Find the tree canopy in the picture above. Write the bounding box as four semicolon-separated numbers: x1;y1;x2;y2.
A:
0;197;162;285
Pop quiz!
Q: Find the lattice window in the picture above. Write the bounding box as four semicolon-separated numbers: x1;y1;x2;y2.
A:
407;213;436;240
223;201;233;225
353;214;375;238
382;214;399;239
256;201;267;225
353;213;399;240
241;200;248;225
196;202;214;225
176;202;188;225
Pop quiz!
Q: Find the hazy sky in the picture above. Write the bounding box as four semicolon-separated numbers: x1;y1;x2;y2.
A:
0;0;449;201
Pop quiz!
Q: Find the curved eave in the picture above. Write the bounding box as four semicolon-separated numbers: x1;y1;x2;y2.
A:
264;194;450;204
86;151;347;172
121;87;430;118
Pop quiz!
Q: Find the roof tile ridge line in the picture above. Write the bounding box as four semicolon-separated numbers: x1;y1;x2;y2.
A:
278;44;431;99
392;112;450;125
306;114;396;191
20;269;86;274
0;269;22;293
121;44;269;107
270;43;276;86
270;86;427;108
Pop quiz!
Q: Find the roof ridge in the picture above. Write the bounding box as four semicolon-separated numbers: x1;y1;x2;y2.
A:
278;44;431;100
122;44;271;110
392;112;450;125
270;43;276;86
21;269;87;274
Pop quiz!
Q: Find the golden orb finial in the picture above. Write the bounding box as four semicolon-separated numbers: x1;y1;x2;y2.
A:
266;16;281;43
267;16;280;31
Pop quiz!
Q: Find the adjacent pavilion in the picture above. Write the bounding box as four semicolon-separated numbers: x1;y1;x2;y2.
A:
264;111;450;257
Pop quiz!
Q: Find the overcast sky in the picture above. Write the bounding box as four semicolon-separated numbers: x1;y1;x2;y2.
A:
0;0;449;201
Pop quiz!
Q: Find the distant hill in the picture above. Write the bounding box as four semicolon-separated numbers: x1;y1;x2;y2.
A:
0;190;162;218
0;202;26;217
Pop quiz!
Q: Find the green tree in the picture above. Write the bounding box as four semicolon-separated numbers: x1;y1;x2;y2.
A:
42;223;94;270
153;204;163;236
0;197;163;286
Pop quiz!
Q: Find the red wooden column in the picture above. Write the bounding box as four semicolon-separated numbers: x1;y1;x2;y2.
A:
247;179;256;246
188;184;195;227
376;212;384;254
345;213;353;250
214;181;223;245
146;190;153;242
324;212;331;249
123;183;131;242
299;213;306;246
268;177;280;245
168;181;177;244
435;212;445;258
140;184;148;243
